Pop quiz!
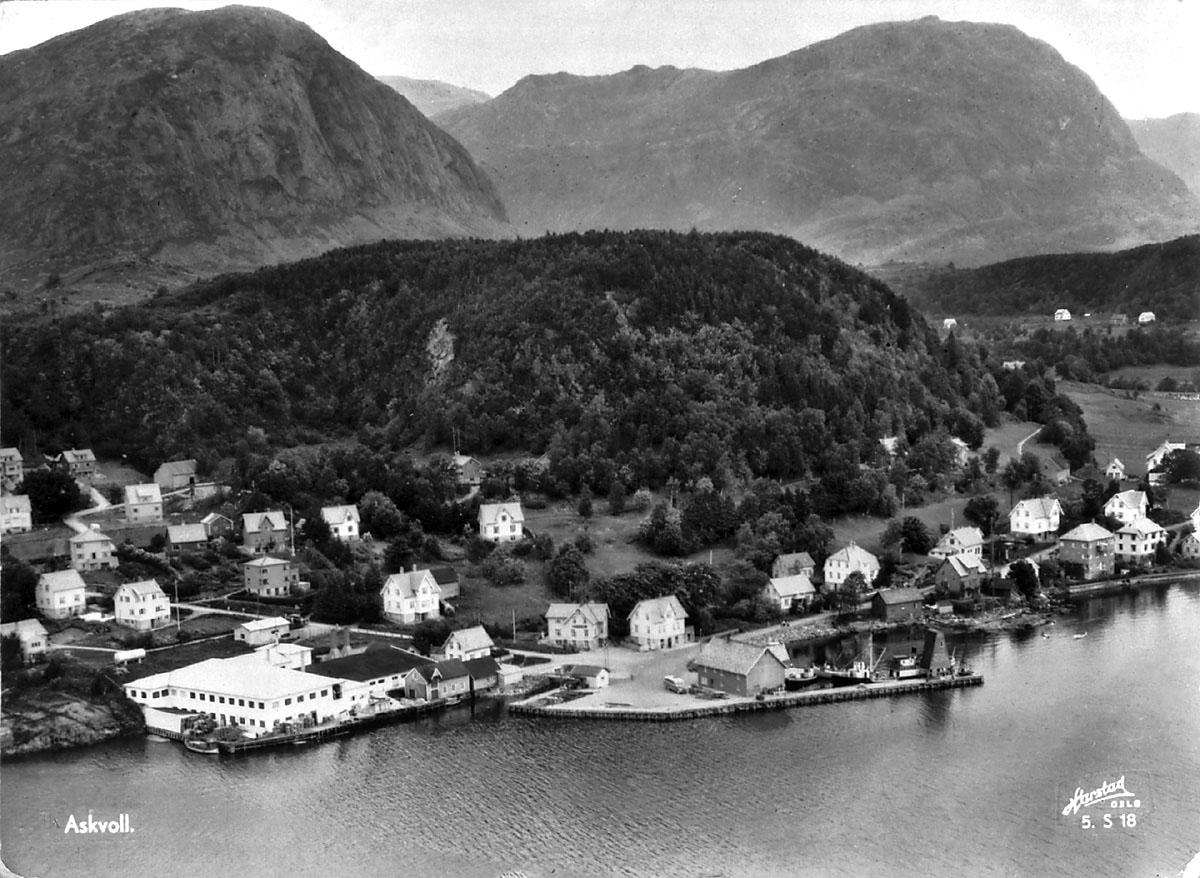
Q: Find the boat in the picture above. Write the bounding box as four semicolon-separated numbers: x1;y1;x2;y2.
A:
183;737;219;755
818;642;885;686
784;666;820;690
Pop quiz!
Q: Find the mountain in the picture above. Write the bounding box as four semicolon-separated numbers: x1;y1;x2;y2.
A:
1128;114;1200;199
879;234;1200;319
439;17;1199;266
378;75;490;117
1;231;1006;494
0;6;508;287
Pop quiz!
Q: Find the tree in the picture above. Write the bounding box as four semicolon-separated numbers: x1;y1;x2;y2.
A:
1165;449;1200;484
577;485;593;518
607;480;627;515
1009;560;1039;602
19;469;86;524
359;490;404;539
546;544;589;598
983;446;1001;475
310;579;357;625
481;550;526;586
411;618;452;656
884;516;934;554
836;571;868;612
1;556;39;623
2;633;25;671
963;496;1000;535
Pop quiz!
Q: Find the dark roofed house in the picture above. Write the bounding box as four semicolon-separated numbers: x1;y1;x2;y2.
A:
871;588;928;621
306;645;432;698
463;656;501;693
430;566;460;600
689;637;787;697
404;659;471;702
166;523;208;555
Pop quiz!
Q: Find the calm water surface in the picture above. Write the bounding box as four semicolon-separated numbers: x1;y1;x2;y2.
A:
3;582;1198;878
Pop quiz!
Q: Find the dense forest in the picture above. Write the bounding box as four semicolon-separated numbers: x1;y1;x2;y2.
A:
883;234;1200;319
996;324;1200;383
6;231;1030;491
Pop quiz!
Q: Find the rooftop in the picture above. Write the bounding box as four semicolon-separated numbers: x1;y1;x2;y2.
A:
692;638;781;676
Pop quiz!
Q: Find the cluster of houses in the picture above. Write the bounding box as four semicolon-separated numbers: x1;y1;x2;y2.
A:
1051;310;1156;324
120;623;522;741
542;595;693;652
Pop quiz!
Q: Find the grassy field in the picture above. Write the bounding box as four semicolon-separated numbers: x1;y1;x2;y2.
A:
1103;364;1199;389
980;416;1043;465
1060;380;1200;475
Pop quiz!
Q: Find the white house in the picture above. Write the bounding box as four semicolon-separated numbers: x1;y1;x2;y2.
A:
452;454;483;487
1190;502;1200;534
234;617;292;646
543;602;610;650
380;569;442;624
627;596;689;650
1146;441;1185;473
114;580;171;631
153;459;198;490
166;523;208;555
1180;533;1200;560
1104;458;1126;481
1001;360;1026;371
124;483;163;524
320;505;360;541
1008;497;1063;540
1104;490;1148;527
123;654;364;739
1137;311;1156;324
561;664;610;688
929;527;985;559
942;318;957;330
69;527;116;571
1;494;32;534
478;502;524;543
436;625;494;662
1054;309;1072;321
1114;517;1166;564
55;448;96;479
0;447;23;486
763;574;816;612
823;541;880;587
0;618;49;664
36;569;87;619
950;437;971;467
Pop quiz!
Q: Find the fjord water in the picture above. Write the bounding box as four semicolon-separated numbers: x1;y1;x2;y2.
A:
3;583;1198;878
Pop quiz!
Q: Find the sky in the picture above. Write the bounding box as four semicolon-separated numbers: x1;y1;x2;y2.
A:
1;0;1197;118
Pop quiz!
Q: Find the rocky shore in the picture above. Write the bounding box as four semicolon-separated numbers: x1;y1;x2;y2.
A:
1;660;145;758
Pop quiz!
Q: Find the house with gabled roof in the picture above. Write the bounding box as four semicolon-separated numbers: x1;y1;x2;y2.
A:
36;569;87;619
478;502;524;543
166;523;208;555
54;448;96;479
305;644;430;698
1146;441;1185;473
429;566;459;600
201;512;234;540
689;637;787;697
153;459;197;490
0;618;49;664
1059;523;1115;580
464;656;501;693
0;447;23;487
234;617;292;647
242;510;289;553
933;555;988;597
1104;458;1126;481
1;494;32;534
1041;451;1071;486
1180;533;1200;560
1137;311;1156;324
1114;517;1166;565
452;454;483;487
124;483;163;524
560;664;610;688
929;527;984;559
823;541;880;587
403;659;470;702
763;573;816;613
380;569;441;624
771;552;815;580
1054;309;1071;322
871;587;928;621
436;625;494;662
1008;497;1063;540
115;580;170;630
320;505;360;541
543;602;609;650
1104;490;1148;526
628;596;689;650
70;527;116;571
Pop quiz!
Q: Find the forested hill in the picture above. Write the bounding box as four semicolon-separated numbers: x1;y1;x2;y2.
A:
881;235;1200;319
1;231;1007;489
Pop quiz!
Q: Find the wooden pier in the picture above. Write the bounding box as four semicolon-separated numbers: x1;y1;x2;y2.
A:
508;674;984;722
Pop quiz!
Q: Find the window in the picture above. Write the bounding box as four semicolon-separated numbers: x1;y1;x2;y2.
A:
238;699;245;707
284;698;292;705
219;696;226;704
